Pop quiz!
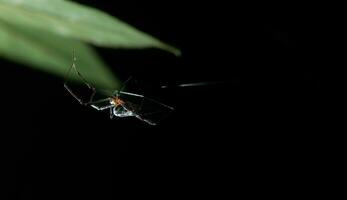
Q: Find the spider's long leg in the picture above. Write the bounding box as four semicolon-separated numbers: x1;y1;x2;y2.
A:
161;81;229;88
118;76;132;95
144;96;174;110
85;97;111;105
64;80;97;105
135;115;156;126
90;104;114;111
138;94;145;113
134;109;172;125
64;83;85;105
114;91;143;97
64;50;97;105
65;50;94;89
109;107;114;119
116;91;174;110
87;97;114;110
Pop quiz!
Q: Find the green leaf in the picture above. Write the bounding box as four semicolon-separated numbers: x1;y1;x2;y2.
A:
0;20;119;89
0;0;180;55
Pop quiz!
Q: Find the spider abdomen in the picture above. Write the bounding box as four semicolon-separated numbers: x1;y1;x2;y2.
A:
112;106;134;117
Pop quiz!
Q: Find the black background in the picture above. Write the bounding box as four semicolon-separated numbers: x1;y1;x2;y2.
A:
3;1;334;199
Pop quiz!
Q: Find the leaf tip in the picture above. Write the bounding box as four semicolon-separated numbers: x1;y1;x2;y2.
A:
162;44;181;56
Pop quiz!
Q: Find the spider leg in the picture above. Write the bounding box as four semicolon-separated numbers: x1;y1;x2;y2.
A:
87;97;114;111
117;76;132;96
90;104;114;111
118;91;144;97
110;107;114;119
65;83;111;109
113;90;174;111
64;83;85;105
134;115;156;126
66;50;94;89
138;95;145;113
64;50;98;105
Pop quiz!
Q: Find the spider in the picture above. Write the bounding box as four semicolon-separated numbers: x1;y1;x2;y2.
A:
64;52;174;126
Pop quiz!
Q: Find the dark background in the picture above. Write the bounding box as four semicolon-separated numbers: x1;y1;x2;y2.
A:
3;1;333;199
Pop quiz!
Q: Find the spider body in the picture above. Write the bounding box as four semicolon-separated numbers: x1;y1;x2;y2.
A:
111;97;125;106
110;97;135;118
64;51;173;125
